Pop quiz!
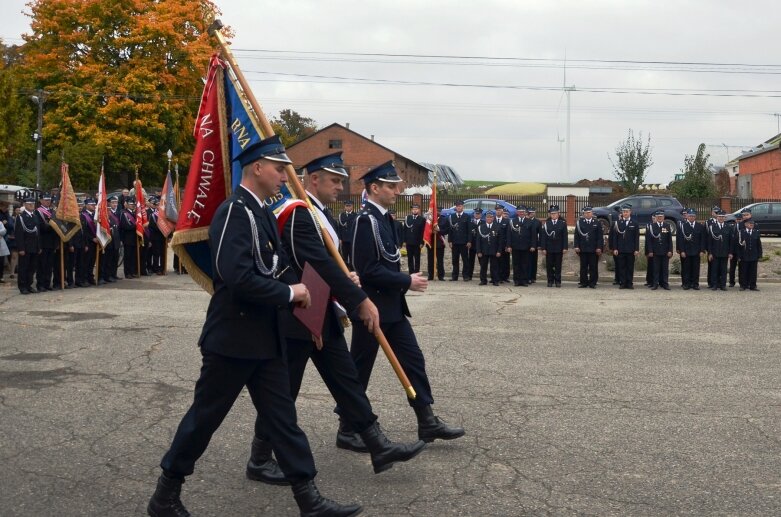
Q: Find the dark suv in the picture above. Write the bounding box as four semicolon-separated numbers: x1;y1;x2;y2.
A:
592;195;685;235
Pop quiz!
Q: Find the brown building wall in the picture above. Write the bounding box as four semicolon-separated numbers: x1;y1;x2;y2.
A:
286;125;429;195
739;149;781;198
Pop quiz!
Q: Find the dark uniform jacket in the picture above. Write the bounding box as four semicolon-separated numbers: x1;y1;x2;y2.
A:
198;187;293;360
119;209;138;246
608;217;640;253
80;210;97;243
337;210;358;244
676;221;706;255
441;212;471;245
108;208;122;251
148;209;165;242
278;196;368;341
734;227;762;261
573;218;604;252
403;213;426;247
35;206;59;249
468;216;482;248
645;222;673;255
505;216;535;250
475;221;502;256
352;201;411;324
495;215;510;246
707;222;732;257
539;218;568;252
528;218;541;249
14;210;41;253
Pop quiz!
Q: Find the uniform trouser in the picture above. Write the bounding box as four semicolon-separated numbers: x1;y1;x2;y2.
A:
123;244;137;277
161;350;317;482
350;318;434;409
53;247;75;286
579;252;598;286
616;253;636;287
263;335;377;437
528;249;538;281
739;260;758;289
341;241;353;270
100;247;118;281
406;245;421;274
17;251;38;291
729;255;739;285
149;238;164;273
545;252;563;284
36;248;55;289
499;251;511;281
651;255;670;287
450;243;469;280
467;248;477;278
681;254;701;287
83;242;97;283
479;254;499;284
74;246;88;285
426;245;444;280
707;258;714;287
710;256;728;288
511;249;529;285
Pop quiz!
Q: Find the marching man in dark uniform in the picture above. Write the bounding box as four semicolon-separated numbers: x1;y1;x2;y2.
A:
402;203;426;274
148;136;362;517
573;206;603;288
676;208;706;290
467;207;482;280
476;209;502;286
35;194;58;291
349;161;465;445
338;199;358;270
494;205;511;283
645;211;673;290
609;204;640;289
707;209;733;291
734;217;761;291
504;206;534;286
14;197;41;294
526;207;541;283
120;198;139;279
539;205;567;287
441;200;471;281
251;152;425;485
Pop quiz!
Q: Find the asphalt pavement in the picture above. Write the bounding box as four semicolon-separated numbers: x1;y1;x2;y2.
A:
0;274;779;516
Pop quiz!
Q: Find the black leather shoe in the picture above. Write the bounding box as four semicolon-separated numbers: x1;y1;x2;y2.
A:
414;406;466;443
651;286;658;290
750;287;760;291
360;422;426;474
147;473;190;517
578;284;587;288
555;283;561;288
336;420;369;453
692;286;700;290
547;282;553;287
292;480;362;517
719;287;727;291
246;436;290;485
662;285;670;290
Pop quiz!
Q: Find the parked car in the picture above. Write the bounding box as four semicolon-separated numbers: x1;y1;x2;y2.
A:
724;202;781;236
592;195;685;235
439;198;517;218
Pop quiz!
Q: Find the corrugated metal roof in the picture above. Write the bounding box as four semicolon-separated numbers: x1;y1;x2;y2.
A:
421;163;464;186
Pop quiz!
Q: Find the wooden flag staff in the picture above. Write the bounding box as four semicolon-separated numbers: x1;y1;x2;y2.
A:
209;20;416;400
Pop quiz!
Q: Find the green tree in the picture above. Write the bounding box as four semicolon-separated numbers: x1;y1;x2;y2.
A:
670;143;716;199
271;109;318;147
0;41;36;185
609;130;653;194
19;0;226;189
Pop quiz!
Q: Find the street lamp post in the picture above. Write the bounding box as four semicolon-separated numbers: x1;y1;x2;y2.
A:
30;90;47;190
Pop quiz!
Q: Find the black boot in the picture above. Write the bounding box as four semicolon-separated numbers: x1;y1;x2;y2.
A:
246;436;289;485
147;473;191;517
292;479;362;517
413;405;466;443
336;419;368;453
359;422;426;474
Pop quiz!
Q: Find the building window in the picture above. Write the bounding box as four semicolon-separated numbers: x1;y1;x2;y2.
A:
328;139;342;149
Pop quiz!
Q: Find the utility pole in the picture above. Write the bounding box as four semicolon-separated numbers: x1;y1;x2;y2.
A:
557;131;565;179
31;90;47;190
773;113;780;134
562;54;575;181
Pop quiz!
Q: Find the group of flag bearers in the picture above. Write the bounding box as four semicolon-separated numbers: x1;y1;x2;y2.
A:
393;202;764;292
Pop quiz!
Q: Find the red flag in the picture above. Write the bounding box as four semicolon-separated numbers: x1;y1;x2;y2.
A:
423;188;438;247
96;167;111;249
134;177;147;238
49;163;82;242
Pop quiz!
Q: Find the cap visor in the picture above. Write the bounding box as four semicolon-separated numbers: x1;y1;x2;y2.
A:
264;152;293;164
378;176;403;183
323;166;349;177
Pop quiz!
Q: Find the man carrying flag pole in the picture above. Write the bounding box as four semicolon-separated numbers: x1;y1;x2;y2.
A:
95;163;112;284
134;171;148;277
49;163;81;290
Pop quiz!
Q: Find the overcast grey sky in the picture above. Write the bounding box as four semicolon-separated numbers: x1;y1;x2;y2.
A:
2;1;779;184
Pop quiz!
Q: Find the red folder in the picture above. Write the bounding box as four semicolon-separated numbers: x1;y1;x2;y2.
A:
293;261;330;340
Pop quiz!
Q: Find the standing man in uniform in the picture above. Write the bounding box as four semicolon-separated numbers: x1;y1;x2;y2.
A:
349;161;466;444
148;197;165;275
402;203;426;274
609;204;640;289
539;205;567;287
100;196;121;283
645;211;673;290
504;206;533;287
14;197;41;294
338;199;358;270
467;207;482;280
80;199;98;286
573;207;603;288
676;209;706;290
35;194;58;291
707;209;732;291
441;200;471;281
705;205;719;289
147;136;362;517
526;207;541;284
476;210;501;286
120;198;139;279
494;205;511;283
735;217;761;291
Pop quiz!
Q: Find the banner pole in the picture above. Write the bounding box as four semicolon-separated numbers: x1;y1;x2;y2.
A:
136;236;141;278
60;241;65;289
209;20;416;399
95;244;100;284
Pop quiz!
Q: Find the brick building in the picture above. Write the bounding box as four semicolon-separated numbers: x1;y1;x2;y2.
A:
736;133;781;198
285;123;430;195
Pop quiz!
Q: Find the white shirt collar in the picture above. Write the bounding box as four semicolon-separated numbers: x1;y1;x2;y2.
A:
366;199;388;216
239;184;265;208
305;190;324;211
